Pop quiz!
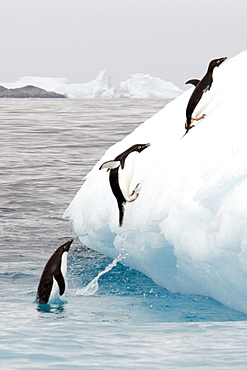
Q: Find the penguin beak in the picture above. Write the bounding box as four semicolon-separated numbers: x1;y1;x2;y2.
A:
218;57;227;65
63;239;73;252
145;143;150;148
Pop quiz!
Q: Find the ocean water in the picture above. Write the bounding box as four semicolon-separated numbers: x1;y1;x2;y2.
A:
1;98;247;369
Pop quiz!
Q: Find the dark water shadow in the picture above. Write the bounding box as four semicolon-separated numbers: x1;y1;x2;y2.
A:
36;300;67;316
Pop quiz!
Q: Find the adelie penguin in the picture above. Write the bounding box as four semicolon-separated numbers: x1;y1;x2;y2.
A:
36;239;73;304
99;143;150;227
185;57;227;135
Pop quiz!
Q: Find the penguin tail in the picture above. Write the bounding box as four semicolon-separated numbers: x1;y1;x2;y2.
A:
118;203;125;227
182;122;195;138
182;128;190;138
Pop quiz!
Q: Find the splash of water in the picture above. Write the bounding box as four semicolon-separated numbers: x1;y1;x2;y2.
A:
76;252;127;296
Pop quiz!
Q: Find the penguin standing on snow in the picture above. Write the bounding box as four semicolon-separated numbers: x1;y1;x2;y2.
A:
36;239;73;304
99;143;150;226
185;57;227;135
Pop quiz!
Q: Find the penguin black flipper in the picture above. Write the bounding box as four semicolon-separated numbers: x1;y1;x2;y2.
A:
109;167;126;227
185;79;200;87
54;268;65;295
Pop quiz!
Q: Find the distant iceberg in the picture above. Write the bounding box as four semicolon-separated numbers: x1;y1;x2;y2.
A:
64;50;247;314
1;71;111;99
0;71;182;99
102;73;182;98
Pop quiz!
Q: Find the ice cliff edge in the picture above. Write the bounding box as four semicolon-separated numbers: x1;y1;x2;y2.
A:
64;51;247;314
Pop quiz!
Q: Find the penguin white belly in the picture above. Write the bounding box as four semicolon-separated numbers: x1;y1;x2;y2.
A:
193;68;219;119
48;278;60;303
118;152;137;201
61;251;67;279
193;87;216;119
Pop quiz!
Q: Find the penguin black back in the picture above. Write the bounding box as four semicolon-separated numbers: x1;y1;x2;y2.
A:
36;239;73;304
109;167;126;226
185;57;227;132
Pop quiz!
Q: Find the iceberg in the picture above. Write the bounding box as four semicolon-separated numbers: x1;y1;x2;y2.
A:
59;70;112;98
1;71;111;99
65;50;247;313
0;71;182;99
101;73;182;98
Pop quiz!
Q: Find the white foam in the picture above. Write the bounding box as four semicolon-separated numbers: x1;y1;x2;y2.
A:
76;253;127;296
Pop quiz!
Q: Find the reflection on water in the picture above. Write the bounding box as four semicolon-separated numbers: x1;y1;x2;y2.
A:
36;302;66;316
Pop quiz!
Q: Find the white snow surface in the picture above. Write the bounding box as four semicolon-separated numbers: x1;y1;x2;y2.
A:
64;51;247;314
1;71;182;98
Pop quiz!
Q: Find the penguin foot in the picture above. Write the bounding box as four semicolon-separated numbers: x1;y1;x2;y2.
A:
128;183;140;202
192;114;206;121
130;183;140;196
129;192;139;202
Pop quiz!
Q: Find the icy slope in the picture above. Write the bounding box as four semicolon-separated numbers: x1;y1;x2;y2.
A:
64;51;247;313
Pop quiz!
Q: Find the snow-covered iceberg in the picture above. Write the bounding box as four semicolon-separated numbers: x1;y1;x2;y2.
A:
1;71;111;98
64;51;247;314
102;73;182;98
1;71;182;99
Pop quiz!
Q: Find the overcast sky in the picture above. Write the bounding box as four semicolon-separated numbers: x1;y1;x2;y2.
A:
0;0;246;89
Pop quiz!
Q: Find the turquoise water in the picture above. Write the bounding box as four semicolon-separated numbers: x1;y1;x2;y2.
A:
1;99;247;369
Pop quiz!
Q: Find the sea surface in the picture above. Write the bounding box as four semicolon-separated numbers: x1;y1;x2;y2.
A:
1;98;247;369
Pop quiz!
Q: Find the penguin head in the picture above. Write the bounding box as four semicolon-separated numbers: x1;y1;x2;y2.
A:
113;143;150;166
208;57;227;71
62;239;73;253
129;143;150;154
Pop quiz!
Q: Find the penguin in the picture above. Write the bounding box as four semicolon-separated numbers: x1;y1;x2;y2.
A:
99;143;150;226
185;57;227;134
36;239;73;304
185;79;200;87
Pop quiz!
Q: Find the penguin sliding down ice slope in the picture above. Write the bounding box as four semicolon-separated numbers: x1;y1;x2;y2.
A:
185;57;227;135
99;143;150;226
36;239;73;304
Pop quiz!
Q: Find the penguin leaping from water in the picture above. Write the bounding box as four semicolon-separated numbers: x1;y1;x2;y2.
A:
36;239;73;304
185;57;227;135
99;143;150;226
